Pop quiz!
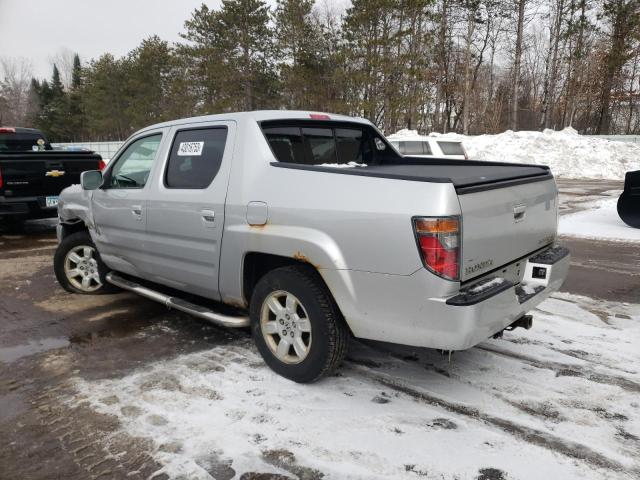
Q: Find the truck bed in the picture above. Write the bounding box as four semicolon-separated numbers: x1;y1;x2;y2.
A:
271;158;552;194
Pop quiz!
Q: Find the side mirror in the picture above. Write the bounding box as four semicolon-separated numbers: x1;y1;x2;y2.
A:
80;170;103;190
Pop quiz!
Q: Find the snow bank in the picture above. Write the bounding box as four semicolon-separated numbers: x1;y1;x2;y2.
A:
390;128;640;180
559;196;640;242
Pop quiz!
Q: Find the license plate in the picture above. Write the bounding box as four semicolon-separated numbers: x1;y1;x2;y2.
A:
45;196;59;208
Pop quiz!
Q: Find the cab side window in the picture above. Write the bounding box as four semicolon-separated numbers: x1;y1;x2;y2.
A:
165;127;228;189
108;134;162;189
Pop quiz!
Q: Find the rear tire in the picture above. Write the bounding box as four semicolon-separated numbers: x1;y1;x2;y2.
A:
250;265;350;383
54;231;117;294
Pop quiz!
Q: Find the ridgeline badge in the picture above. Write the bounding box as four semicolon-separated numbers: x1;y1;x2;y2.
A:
465;259;494;276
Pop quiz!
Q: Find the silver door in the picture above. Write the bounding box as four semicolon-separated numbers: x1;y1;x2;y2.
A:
91;132;164;278
145;121;235;299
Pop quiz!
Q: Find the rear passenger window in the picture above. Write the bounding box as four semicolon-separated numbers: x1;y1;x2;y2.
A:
166;127;227;189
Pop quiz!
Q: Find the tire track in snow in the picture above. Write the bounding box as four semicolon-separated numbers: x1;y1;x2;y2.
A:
347;362;638;475
476;345;640;393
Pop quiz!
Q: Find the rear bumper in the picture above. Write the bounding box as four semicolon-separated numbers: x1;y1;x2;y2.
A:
323;245;570;350
0;196;58;219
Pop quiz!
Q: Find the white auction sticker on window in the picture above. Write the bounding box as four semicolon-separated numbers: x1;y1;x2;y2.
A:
177;141;204;156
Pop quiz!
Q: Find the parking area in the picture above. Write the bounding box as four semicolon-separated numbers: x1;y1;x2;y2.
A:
1;180;639;480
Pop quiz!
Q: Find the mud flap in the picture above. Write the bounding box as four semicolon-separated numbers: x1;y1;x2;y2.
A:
617;170;640;228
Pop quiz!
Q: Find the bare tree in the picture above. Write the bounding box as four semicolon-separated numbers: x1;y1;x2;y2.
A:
49;47;76;89
511;0;527;130
0;57;35;126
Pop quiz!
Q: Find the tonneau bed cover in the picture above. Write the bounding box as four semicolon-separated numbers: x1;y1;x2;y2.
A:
272;159;552;194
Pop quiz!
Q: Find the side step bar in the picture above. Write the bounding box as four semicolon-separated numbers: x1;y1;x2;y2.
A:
106;272;250;328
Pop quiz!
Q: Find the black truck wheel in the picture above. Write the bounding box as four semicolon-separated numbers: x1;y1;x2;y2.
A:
54;231;116;294
250;265;350;383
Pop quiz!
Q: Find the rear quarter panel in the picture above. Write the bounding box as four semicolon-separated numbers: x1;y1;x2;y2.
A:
218;117;462;306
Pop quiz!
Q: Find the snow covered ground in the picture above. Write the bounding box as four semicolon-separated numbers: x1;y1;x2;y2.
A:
559;192;640;242
71;293;640;480
390;128;640;180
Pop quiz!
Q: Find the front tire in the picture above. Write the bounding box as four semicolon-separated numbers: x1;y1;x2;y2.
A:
54;231;115;294
250;265;350;383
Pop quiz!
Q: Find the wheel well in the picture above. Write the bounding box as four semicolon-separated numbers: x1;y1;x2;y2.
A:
59;221;89;239
243;252;308;305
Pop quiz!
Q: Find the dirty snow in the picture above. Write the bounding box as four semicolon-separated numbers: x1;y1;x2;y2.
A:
389;128;640;180
559;194;640;243
72;293;640;480
468;277;506;294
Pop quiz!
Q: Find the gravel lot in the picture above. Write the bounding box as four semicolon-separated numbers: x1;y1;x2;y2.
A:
1;180;639;480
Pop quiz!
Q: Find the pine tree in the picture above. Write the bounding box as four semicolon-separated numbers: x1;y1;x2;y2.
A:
273;0;325;109
68;54;85;140
216;0;278;110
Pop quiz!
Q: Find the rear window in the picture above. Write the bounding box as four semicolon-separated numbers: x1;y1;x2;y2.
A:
165;127;228;189
437;141;465;155
263;124;374;165
397;140;432;155
303;127;337;163
0;133;50;152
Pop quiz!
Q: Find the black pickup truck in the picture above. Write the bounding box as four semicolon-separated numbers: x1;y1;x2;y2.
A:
0;127;104;221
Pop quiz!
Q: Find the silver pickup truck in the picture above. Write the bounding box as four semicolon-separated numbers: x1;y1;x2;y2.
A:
54;111;570;382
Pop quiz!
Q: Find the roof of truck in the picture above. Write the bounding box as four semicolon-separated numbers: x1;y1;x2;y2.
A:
137;111;372;134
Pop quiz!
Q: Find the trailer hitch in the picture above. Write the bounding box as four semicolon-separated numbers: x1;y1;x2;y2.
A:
492;314;533;339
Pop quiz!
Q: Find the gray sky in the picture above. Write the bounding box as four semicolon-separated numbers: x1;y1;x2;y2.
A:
0;0;223;80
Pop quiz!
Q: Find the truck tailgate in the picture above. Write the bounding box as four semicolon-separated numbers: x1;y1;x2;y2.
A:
0;152;101;196
458;178;558;281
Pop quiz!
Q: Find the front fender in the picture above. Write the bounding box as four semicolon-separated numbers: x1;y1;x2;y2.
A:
58;184;93;227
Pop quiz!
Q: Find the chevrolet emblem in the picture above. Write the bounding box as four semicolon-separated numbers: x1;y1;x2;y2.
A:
45;170;66;178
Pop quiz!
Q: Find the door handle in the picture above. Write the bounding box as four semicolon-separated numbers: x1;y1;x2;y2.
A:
201;209;215;223
132;205;143;220
513;204;526;223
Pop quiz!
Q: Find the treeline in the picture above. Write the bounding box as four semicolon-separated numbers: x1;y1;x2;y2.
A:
1;0;639;141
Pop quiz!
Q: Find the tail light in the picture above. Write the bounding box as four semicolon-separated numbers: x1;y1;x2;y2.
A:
97;159;106;171
412;216;460;281
0;127;16;133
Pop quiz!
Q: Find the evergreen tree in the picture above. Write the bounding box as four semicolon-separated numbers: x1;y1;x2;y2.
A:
68;54;85;140
273;0;325;109
180;0;278;112
33;64;72;141
81;54;130;140
217;0;278;110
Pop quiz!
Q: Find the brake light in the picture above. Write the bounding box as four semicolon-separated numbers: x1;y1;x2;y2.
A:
309;113;331;120
0;127;16;133
98;159;106;171
413;216;460;281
